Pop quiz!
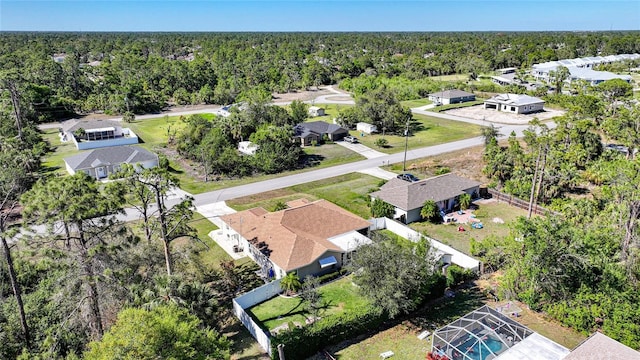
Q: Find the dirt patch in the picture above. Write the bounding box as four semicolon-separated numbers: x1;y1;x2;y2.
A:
405;145;489;183
445;105;565;124
271;87;334;102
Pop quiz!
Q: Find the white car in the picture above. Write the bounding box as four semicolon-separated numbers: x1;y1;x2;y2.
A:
344;136;359;144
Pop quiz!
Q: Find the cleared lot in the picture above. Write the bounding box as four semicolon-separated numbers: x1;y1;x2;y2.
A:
445;105;564;124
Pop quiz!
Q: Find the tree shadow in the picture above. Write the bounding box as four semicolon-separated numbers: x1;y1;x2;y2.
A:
259;298;306;323
299;154;325;168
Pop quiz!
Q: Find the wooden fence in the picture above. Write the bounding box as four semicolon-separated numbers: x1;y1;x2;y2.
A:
486;188;557;216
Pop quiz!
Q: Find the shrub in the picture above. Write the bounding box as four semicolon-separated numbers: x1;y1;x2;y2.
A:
446;265;476;287
434;167;450;175
374;138;389;148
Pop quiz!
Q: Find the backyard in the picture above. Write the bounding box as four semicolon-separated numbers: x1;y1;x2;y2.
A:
248;275;370;331
410;200;528;255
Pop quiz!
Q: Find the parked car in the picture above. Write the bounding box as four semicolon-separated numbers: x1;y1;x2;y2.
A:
344;135;359;144
397;173;419;182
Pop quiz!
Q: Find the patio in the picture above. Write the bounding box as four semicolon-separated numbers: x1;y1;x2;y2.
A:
443;210;480;224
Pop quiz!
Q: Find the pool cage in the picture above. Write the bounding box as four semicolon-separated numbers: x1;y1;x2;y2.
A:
430;305;534;360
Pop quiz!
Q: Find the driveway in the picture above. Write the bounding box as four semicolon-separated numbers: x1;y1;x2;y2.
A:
335;140;386;159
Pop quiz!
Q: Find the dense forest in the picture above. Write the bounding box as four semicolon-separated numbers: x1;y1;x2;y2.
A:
1;31;639;120
1;31;640;358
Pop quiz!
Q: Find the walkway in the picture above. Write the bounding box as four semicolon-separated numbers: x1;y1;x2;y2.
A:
335;140;386;159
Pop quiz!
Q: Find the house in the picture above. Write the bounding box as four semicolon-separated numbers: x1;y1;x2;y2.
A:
427;90;476;105
64;145;159;179
238;141;259;155
219;199;371;279
567;67;632;86
531;53;640;82
63;119;139;150
370;173;481;224
484;94;544;114
430;305;570;360
357;122;378;134
294;121;349;146
308;106;325;117
562;332;640;360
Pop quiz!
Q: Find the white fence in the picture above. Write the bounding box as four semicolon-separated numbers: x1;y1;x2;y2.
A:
232;278;282;354
373;217;481;272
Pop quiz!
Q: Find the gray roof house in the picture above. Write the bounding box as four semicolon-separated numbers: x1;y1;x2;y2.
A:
484;94;545;115
64;145;159;179
294;121;349;146
63;119;139;150
428;90;476;105
370;173;481;224
563;332;640;360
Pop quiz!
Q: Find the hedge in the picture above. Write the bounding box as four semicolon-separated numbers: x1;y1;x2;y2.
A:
271;306;387;359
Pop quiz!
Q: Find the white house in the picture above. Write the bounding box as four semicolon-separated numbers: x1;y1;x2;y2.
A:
64;145;158;180
63;119;139;150
356;122;378;134
238;141;259;155
308;106;325;117
428;90;476;105
484;94;545;114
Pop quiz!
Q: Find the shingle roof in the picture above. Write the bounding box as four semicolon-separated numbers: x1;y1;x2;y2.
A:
428;90;475;99
563;332;640;360
370;173;481;211
64;146;158;171
65;119;122;133
220;199;370;272
295;121;348;136
486;94;544;107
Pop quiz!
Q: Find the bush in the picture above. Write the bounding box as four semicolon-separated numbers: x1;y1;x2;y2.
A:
374;138;389;148
271;306;387;359
316;269;347;284
434;167;450;175
446;265;477;287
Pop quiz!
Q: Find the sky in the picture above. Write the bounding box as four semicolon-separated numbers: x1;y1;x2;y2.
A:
1;0;639;32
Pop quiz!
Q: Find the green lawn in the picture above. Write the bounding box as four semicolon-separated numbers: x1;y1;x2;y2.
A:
429;99;486;113
227;173;381;219
401;98;433;108
301;143;365;168
41;128;78;174
352;113;482;154
127;114;212;147
248;275;370;330
410;201;528;254
302;103;353;123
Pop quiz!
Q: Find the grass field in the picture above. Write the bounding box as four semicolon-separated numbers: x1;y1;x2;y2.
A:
429;74;470;82
302;103;353;123
410;201;528;255
401;98;433;108
41;128;78;174
248;275;370;330
227;173;381;218
126;114;209;147
351;113;482;154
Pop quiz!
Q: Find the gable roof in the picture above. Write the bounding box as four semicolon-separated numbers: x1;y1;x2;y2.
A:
563;332;640;360
428;90;475;99
486;94;544;107
370;173;481;211
295;121;348;136
220;199;370;272
64;146;158;171
65;119;122;133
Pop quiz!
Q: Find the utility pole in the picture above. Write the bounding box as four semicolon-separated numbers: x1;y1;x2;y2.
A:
402;116;410;171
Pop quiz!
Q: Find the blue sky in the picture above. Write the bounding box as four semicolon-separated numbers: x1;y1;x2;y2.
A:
1;1;639;32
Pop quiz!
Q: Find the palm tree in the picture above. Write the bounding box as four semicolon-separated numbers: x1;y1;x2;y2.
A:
280;272;301;295
459;193;472;210
420;200;441;223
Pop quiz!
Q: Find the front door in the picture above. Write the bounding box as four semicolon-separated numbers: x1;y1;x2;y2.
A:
96;167;107;178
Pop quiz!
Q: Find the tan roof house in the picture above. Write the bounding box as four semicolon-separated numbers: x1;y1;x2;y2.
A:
370;173;481;224
219;199;371;279
563;332;640;360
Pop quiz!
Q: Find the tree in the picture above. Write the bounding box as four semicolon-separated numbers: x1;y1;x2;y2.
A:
481;124;501;145
300;275;323;321
549;65;569;94
349;234;438;318
420;200;441;223
596;78;633;114
21;173;126;339
289;100;309;124
122;111;135;123
458;193;471;210
280;272;301;295
84;306;230;360
370;198;395;218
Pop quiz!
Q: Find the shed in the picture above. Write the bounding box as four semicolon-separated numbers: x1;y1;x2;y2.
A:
308;106;325;117
357;122;378;134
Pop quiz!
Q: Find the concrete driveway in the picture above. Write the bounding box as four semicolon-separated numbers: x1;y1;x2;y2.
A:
336;140;386;159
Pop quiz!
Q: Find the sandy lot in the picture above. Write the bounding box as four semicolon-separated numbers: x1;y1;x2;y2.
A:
445;105;565;125
271;87;335;102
